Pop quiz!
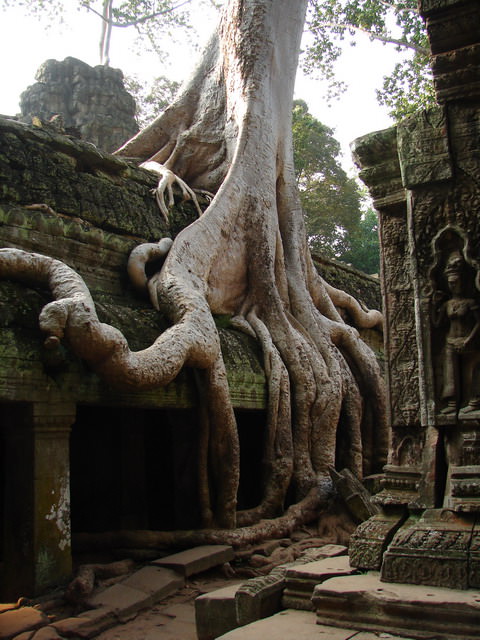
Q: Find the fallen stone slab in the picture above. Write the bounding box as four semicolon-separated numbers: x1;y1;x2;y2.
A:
282;554;359;610
215;609;354;639
0;607;48;640
195;583;242;640
312;572;480;640
87;582;155;621
122;565;184;598
152;545;234;577
351;633;416;639
236;544;348;627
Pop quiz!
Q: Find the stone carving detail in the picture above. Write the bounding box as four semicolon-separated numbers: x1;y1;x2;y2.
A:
381;510;474;589
20;57;138;152
348;512;404;571
429;226;480;418
381;213;421;428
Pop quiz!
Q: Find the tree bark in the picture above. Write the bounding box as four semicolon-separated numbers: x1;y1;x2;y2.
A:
0;0;387;537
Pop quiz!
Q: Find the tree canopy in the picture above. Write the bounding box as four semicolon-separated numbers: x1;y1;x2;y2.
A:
0;0;207;65
1;0;434;119
304;0;435;119
292;99;379;273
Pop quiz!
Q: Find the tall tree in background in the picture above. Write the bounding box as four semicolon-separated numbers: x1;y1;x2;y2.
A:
292;99;364;261
1;0;387;542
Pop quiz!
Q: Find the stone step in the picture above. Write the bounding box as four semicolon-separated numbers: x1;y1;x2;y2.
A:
282;554;360;610
51;565;185;638
312;572;480;640
215;609;414;639
86;566;183;617
152;544;234;577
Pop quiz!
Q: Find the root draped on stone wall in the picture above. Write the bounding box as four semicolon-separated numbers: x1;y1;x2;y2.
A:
0;0;388;540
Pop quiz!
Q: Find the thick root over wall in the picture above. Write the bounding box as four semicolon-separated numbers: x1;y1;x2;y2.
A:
0;0;388;543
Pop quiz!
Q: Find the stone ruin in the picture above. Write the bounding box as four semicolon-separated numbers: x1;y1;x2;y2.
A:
1;0;480;637
349;0;480;590
0;95;382;603
19;57;139;152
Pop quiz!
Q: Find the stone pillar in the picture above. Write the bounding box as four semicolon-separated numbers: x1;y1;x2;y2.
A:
350;0;480;590
2;402;75;599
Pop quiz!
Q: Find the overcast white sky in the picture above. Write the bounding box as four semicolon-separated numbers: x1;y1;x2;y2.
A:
0;2;396;171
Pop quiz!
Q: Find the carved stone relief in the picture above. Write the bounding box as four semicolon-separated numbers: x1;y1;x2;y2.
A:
429;226;480;419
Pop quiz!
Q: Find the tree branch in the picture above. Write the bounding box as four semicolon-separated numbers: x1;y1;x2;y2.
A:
83;0;193;29
313;21;429;56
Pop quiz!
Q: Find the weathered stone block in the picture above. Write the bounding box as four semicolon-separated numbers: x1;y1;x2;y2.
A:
50;608;116;639
30;627;63;640
349;511;405;571
282;555;359;611
381;510;474;589
313;572;480;640
121;565;184;598
195;583;242;640
152;545;234;577
397;107;452;188
87;583;153;617
217;609;339;640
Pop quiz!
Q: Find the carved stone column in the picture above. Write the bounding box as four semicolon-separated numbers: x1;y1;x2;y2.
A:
350;0;480;590
2;402;75;598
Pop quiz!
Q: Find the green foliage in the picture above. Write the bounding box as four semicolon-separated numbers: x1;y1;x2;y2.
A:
292;99;380;273
305;0;434;120
125;74;180;127
336;207;380;274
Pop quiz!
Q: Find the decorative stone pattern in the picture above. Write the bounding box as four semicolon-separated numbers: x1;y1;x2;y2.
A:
348;512;405;571
396;106;452;189
20;57;139;153
381;510;474;589
352;128;420;432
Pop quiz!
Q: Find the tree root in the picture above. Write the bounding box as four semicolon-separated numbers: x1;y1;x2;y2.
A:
65;559;136;607
141;160;203;220
73;486;331;552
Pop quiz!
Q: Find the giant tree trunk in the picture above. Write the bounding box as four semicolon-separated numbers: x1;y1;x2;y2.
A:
0;0;387;535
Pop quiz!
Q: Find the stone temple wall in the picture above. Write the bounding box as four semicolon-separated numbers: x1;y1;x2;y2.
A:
349;0;480;592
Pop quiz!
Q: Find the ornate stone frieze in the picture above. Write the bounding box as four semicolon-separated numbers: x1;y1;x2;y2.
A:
373;464;422;507
348;511;405;571
381;509;474;589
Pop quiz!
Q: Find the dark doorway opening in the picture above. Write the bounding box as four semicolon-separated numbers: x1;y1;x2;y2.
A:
70;406;202;536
